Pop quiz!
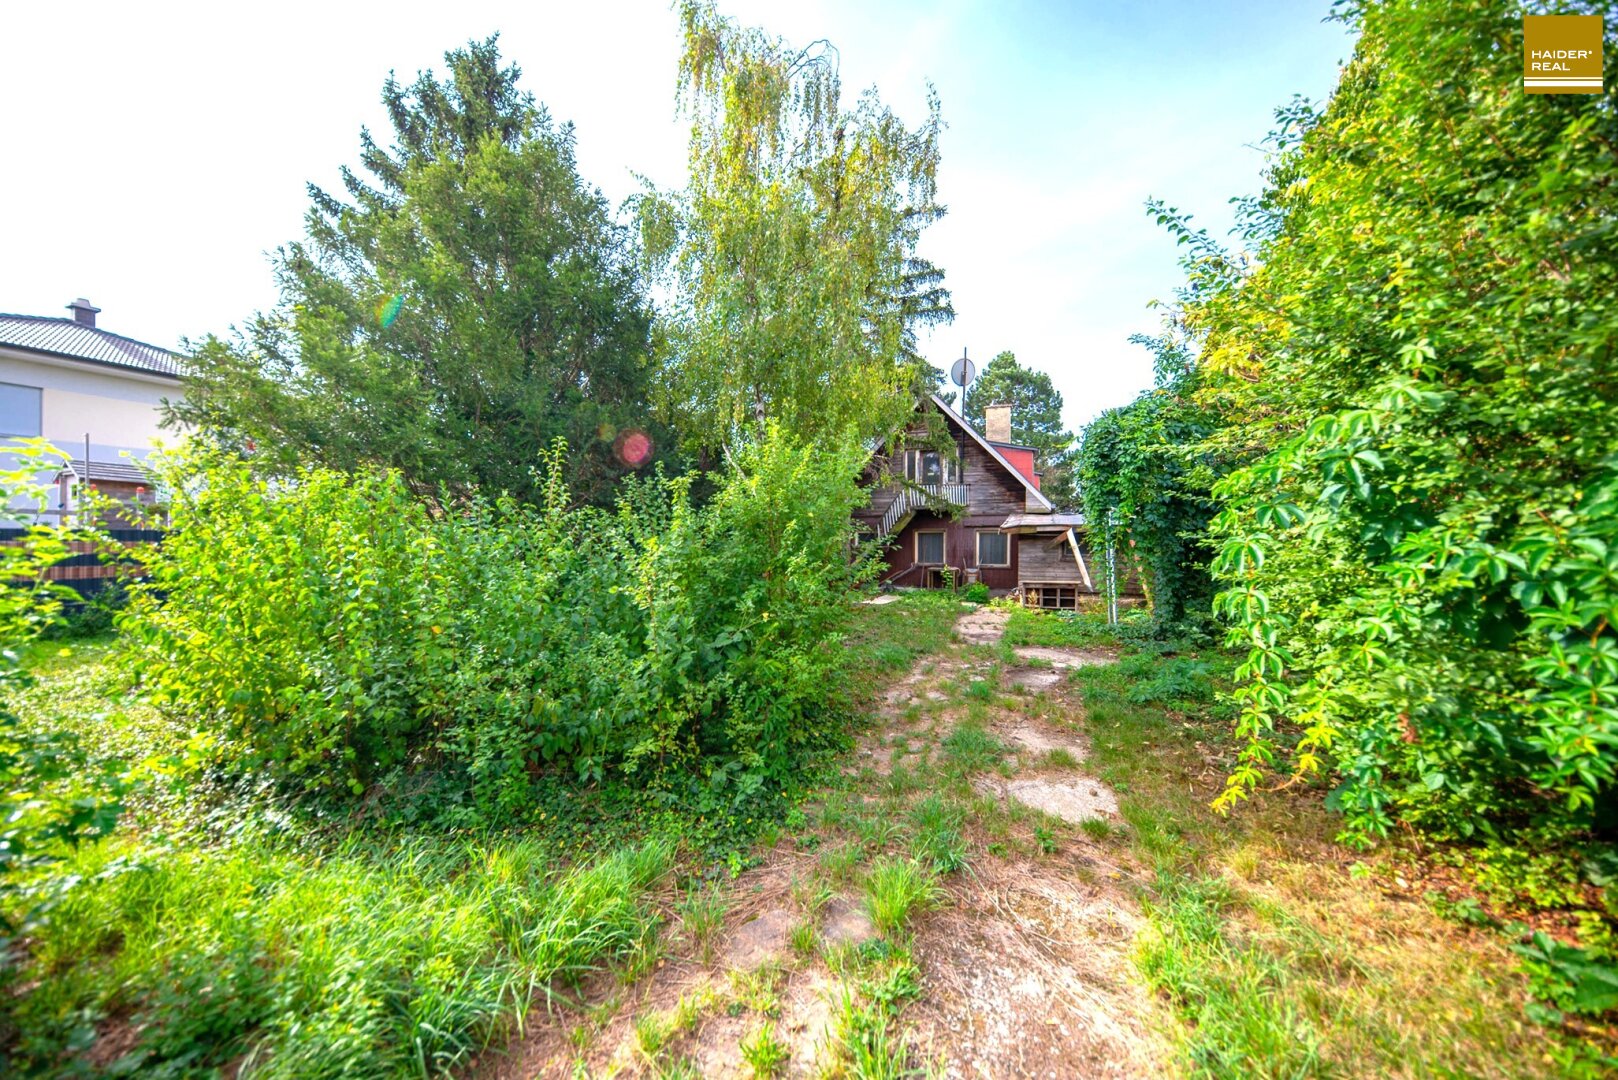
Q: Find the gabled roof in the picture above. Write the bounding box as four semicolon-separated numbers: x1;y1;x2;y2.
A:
55;459;154;485
928;393;1054;512
0;314;181;378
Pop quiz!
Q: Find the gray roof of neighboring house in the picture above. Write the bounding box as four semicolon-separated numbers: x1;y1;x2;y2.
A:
55;459;155;485
0;314;181;378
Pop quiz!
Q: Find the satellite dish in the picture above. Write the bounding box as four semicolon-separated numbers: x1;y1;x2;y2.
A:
950;350;975;390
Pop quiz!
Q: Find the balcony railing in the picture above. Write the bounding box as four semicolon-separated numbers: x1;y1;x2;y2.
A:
877;483;969;536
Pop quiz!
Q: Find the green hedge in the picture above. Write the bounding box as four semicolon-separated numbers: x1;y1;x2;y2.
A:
124;430;872;821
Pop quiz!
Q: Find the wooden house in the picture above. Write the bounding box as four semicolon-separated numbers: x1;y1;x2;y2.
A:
854;394;1097;608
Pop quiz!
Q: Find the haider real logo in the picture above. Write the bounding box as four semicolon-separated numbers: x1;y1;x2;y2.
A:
1523;14;1604;94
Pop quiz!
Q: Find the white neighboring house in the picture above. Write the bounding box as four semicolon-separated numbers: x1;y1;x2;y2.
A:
0;298;182;524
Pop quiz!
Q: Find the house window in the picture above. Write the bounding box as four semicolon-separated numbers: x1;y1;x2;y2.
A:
903;450;959;485
0;383;42;438
977;530;1010;567
915;530;945;565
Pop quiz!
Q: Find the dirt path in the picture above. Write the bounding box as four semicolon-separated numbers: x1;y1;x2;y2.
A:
472;603;1163;1078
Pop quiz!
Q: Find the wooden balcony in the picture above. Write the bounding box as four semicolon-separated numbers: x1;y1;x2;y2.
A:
877;483;969;536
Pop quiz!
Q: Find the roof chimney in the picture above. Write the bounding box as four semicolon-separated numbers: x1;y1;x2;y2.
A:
984;401;1012;443
66;298;101;328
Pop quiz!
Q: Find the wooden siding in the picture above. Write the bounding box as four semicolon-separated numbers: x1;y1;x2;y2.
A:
1019;531;1082;587
856;400;1105;593
856;415;1028;529
877;511;1022;591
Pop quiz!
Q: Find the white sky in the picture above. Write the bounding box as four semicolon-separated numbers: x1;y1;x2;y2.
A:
0;0;1354;432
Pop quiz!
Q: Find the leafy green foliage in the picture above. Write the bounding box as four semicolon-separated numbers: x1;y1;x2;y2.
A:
0;441;125;947
123;427;873;822
1515;931;1618;1019
42;577;130;640
1078;329;1217;627
1126;657;1216;707
637;2;950;454
1152;1;1618;866
171;38;664;507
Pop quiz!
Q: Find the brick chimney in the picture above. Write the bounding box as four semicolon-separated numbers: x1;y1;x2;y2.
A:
984;401;1012;443
66;298;101;328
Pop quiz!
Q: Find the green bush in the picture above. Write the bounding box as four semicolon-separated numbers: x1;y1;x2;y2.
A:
963;581;989;604
122;428;873;821
43;578;131;641
0;441;125;947
1154;0;1618;855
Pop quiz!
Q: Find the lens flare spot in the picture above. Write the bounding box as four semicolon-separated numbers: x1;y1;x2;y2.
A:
377;294;405;329
614;428;653;469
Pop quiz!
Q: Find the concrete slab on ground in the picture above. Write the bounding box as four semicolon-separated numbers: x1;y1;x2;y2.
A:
724;907;795;969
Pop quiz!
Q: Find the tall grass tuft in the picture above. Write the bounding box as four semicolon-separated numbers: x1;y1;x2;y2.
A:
1134;870;1324;1076
908;795;967;875
862;857;943;937
5;834;672;1077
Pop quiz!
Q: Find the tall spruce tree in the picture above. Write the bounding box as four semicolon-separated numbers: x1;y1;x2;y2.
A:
170;38;663;505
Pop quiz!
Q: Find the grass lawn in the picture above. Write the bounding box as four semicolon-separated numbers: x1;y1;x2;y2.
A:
0;591;961;1078
3;635;683;1076
1;594;1603;1077
1069;638;1583;1077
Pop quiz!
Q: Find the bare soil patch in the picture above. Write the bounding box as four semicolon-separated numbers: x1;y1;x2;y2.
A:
820;895;879;948
999;718;1091;762
724;906;795;969
1005;666;1065;692
1003;644;1113;695
907;858;1160;1078
1012;646;1115;669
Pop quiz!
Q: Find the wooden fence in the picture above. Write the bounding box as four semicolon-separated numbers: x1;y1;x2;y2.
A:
0;527;163;600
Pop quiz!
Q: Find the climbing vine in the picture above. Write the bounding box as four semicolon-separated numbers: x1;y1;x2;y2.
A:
1170;0;1618;855
1077;330;1216;629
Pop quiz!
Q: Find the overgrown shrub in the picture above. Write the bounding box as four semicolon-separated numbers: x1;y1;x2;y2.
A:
42;579;130;641
1078;330;1217;628
121;457;433;797
0;441;125;949
122;428;873;822
1149;0;1618;854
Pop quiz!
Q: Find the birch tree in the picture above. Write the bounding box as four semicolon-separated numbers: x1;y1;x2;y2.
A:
638;1;953;454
